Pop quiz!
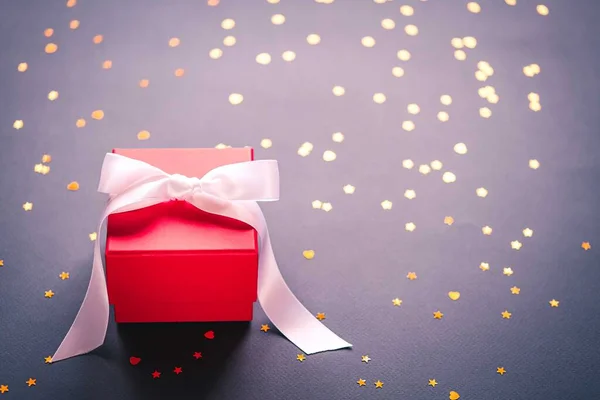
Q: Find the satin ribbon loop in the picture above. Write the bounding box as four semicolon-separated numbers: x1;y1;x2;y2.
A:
167;173;203;201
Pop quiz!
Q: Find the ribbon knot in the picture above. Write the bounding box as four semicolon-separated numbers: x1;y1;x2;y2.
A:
167;173;203;201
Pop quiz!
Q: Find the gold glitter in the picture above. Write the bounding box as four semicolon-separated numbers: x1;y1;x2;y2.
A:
428;379;438;388
66;0;76;7
374;380;384;389
454;50;466;61
221;18;235;30
323;150;337;162
549;299;559;307
529;102;542;112
361;355;371;363
260;138;272;149
45;290;54;298
93;35;103;44
48;91;59;101
316;312;326;320
448;291;460;301
402;121;415;131
361;36;376;47
478;61;494;76
463;36;477;49
450;391;460;400
44;28;54;37
41;154;52;163
174;68;185;77
373;93;387;104
505;0;516;5
271;14;286;25
102;60;112;69
510;240;522;250
479;262;490;271
397;49;411;61
17;62;28;72
23;202;33;211
482;226;493;235
405;222;416;232
332;86;346;96
407;103;420;115
332;132;344;142
440;95;452;105
528;92;540;102
523;228;534;237
302;250;315;260
478;86;494;98
76;118;86;128
430;160;443;170
400;5;414;15
433;310;443;319
209;48;223;59
451;38;464;49
67;181;80;191
407;271;417;280
444;216;454;225
89;232;97;241
381;19;395;30
537;4;549;16
137;130;151;140
69;20;80;29
282;51;296;61
392;67;405;77
467;2;481;13
357;379;367;387
487;93;499;104
418;164;431;175
501;311;512;319
479;107;492;118
392;298;402;306
45;43;58;54
476;187;488;198
256;53;272;65
223;36;236;46
404;24;418;36
312;200;323;209
475;70;488;81
404;189;416;200
453;143;467;154
91;110;104;120
321;202;333;212
402;159;414;169
13;120;24;130
139;79;149;88
437;111;449;122
381;200;393;210
442;172;456;183
510;286;520;295
229;93;244;105
169;37;181;47
343;185;355;194
307;34;321;45
296;354;306;362
503;267;514;276
298;142;313;157
582;242;591;251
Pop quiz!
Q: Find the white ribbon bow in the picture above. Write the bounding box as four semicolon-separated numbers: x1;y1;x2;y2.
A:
52;153;352;362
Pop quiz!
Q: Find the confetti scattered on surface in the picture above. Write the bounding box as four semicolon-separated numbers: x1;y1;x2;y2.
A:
537;4;549;16
306;34;321;45
511;240;523;250
501;310;512;319
361;355;371;363
296;354;306;362
361;36;376;48
374;380;384;389
17;62;28;72
449;391;461;400
444;216;454;226
23;202;33;211
482;226;493;235
323;150;337;162
433;311;443;319
0;260;3;267
67;181;80;191
479;262;490;271
407;272;417;280
89;232;97;241
582;242;591;251
503;267;514;276
0;386;7;394
405;222;416;232
342;184;355;194
510;286;521;295
129;356;141;366
467;2;481;13
448;291;460;301
316;312;326;321
13;120;24;130
151;371;161;379
260;138;272;149
321;202;332;212
193;352;202;359
229;93;244;105
476;188;488;198
392;298;402;306
44;290;54;298
59;272;70;280
173;367;183;375
260;324;270;332
404;189;416;200
356;378;366;387
26;378;36;387
44;356;53;364
497;367;507;375
381;200;392;210
549;299;560;307
428;379;438;388
204;330;215;339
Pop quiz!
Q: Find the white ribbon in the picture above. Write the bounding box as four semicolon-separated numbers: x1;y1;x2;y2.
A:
52;153;351;362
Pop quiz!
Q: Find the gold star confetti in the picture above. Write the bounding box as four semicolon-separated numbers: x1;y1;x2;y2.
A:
26;378;36;387
357;378;366;387
44;356;53;364
444;216;454;226
451;37;464;48
374;380;384;389
479;262;490;271
13;120;24;130
501;310;512;319
549;299;559;307
407;103;420;115
260;139;272;149
402;159;414;169
467;2;481;13
67;181;80;191
67;0;77;7
463;36;477;49
503;267;514;276
315;312;326;321
321;202;333;212
89;232;97;241
497;367;506;375
221;18;235;29
0;385;7;394
23;202;33;211
260;324;270;332
448;291;460;301
582;242;591;251
404;24;418;36
454;50;467;61
404;189;416;200
505;0;516;5
331;132;344;142
224;37;237;46
476;188;488;198
17;62;28;72
298;142;314;157
433;311;443;319
392;298;402;306
523;228;533;237
91;110;104;120
381;200;392;210
528;159;540;169
102;60;113;69
510;286;520;295
361;355;371;363
342;185;355;194
59;272;70;280
209;48;223;59
93;34;103;44
482;226;493;235
0;260;3;267
48;91;59;101
271;13;286;25
311;200;322;209
511;240;522;250
405;222;416;232
428;379;438;387
45;290;55;298
296;354;306;362
479;107;492;118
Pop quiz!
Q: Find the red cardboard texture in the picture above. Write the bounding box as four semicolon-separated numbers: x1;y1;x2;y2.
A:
105;148;259;323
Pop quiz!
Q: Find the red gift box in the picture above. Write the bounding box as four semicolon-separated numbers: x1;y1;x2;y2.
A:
105;148;258;323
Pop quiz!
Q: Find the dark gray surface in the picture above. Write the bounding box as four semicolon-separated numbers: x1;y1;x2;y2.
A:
1;0;600;399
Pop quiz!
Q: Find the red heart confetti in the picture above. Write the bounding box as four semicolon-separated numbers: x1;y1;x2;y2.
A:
204;330;215;339
129;356;141;366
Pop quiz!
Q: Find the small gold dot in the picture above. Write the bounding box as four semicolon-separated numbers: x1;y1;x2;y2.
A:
343;184;355;194
102;60;112;69
17;62;28;72
307;34;321;45
529;102;542;112
523;66;534;77
536;4;549;16
381;19;396;30
69;20;80;29
405;222;416;232
312;200;323;209
440;95;452;105
282;51;296;61
333;86;346;96
321;202;333;212
93;35;103;44
482;226;493;235
402;121;415;132
454;50;467;60
404;24;418;36
404;189;416;200
44;28;54;37
223;36;236;47
463;36;477;49
45;43;58;54
208;0;220;5
400;5;414;16
91;110;104;120
430;160;443;170
174;68;185;77
479;107;492;118
139;79;149;88
467;2;481;13
397;49;411;61
437;111;449;122
221;18;236;30
476;187;488;198
137;130;151;140
402;159;414;169
361;36;376;47
332;132;344;142
271;14;286;25
76;118;86;128
529;159;540;169
48;91;59;101
66;0;77;6
442;172;456;183
373;93;387;104
487;93;499;104
260;138;273;149
229;93;244;105
13;120;24;130
323;150;337;162
528;92;540;102
256;53;272;65
451;38;464;49
454;143;467;154
505;0;516;5
392;67;405;77
169;37;180;47
381;200;393;210
407;103;420;114
209;48;223;59
475;70;488;81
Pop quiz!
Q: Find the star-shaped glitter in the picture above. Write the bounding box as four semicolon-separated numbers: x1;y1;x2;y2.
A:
523;228;533;237
407;272;417;280
89;232;97;241
59;272;70;280
510;286;520;295
151;370;161;379
312;200;323;209
428;379;438;387
511;240;522;250
343;185;356;194
381;200;392;210
361;355;371;363
405;222;416;232
374;380;384;389
44;290;54;298
444;216;454;226
0;385;8;394
357;378;366;387
482;225;493;235
297;354;306;362
173;367;183;374
479;262;490;271
549;299;559;307
321;202;333;212
193;352;202;359
433;311;443;319
23;202;33;211
582;242;591;251
26;378;36;387
497;367;506;375
260;324;270;332
392;298;402;306
501;310;512;319
503;267;514;276
44;356;53;364
316;312;326;321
